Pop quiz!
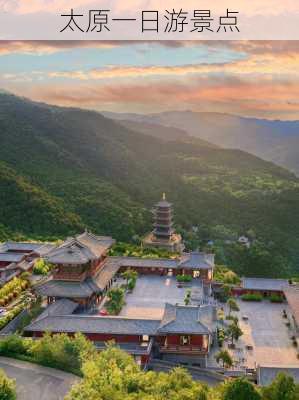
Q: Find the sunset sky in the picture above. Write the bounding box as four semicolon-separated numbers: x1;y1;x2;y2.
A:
0;40;299;119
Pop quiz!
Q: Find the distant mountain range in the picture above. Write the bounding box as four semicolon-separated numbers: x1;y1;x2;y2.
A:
102;111;299;176
0;92;299;277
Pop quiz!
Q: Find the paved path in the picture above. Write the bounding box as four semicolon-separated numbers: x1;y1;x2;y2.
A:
0;357;78;400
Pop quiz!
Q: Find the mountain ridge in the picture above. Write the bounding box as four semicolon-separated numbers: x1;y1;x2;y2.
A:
0;92;298;277
101;110;299;176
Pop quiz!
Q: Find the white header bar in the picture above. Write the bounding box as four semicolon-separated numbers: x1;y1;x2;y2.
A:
0;0;298;40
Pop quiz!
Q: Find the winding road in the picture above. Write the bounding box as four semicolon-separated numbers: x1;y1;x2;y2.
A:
0;357;78;400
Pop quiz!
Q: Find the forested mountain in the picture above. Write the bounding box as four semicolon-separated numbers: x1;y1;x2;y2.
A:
102;110;299;176
0;92;299;277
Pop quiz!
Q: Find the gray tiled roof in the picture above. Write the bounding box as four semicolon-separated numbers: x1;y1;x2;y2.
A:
0;253;25;263
111;256;178;269
109;252;214;270
25;315;161;335
0;242;43;252
257;365;299;386
36;279;100;298
284;285;299;326
179;252;214;269
242;278;289;291
34;244;56;256
46;232;115;265
158;304;215;335
35;299;78;321
93;259;121;291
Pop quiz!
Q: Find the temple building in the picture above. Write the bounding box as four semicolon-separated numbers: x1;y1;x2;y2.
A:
0;242;54;285
36;231;115;309
143;194;184;253
24;300;216;368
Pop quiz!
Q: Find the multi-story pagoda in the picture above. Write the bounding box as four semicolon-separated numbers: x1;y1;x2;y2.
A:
143;194;184;253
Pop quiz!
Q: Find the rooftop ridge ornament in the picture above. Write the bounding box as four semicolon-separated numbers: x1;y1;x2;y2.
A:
162;192;166;201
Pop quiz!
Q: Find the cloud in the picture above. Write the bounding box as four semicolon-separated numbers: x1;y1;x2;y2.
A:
12;72;298;120
0;40;298;119
0;40;298;57
42;50;299;81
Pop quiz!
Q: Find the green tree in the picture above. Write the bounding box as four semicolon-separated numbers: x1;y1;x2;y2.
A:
261;372;299;400
33;258;51;275
121;269;138;289
106;287;125;315
226;321;243;346
227;297;239;317
66;345;209;400
220;377;261;400
0;369;16;400
215;349;233;369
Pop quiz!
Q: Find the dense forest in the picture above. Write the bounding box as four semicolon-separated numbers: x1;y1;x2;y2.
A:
0;92;298;278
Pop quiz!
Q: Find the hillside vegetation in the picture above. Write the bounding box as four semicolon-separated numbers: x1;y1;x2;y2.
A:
0;93;298;277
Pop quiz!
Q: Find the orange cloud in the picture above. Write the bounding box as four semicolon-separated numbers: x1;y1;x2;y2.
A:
12;73;298;120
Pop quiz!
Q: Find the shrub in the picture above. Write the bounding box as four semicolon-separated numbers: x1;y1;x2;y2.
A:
106;288;125;315
214;265;241;285
176;275;192;283
33;259;51;275
0;303;26;330
0;369;16;400
0;277;28;305
127;279;136;291
241;293;263;302
269;294;284;303
0;333;96;376
217;328;226;347
0;334;29;356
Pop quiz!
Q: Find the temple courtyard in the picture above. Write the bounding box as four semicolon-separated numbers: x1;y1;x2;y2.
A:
118;275;205;319
208;300;299;370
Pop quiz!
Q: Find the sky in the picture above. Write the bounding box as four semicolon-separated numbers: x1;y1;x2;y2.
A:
0;40;299;119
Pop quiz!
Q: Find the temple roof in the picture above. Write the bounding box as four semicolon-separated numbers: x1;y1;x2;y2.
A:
25;314;161;335
0;253;25;263
242;278;290;292
157;303;215;335
25;301;216;337
36;279;99;298
0;242;43;252
155;193;172;208
284;285;299;327
92;258;121;291
109;256;178;269
35;299;78;321
46;232;115;265
108;252;214;271
179;251;214;269
0;242;55;257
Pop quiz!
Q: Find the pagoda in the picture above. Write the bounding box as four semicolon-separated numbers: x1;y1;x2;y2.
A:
143;194;184;253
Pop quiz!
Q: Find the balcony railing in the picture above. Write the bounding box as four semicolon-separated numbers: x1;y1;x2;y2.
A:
160;345;208;355
53;271;87;281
